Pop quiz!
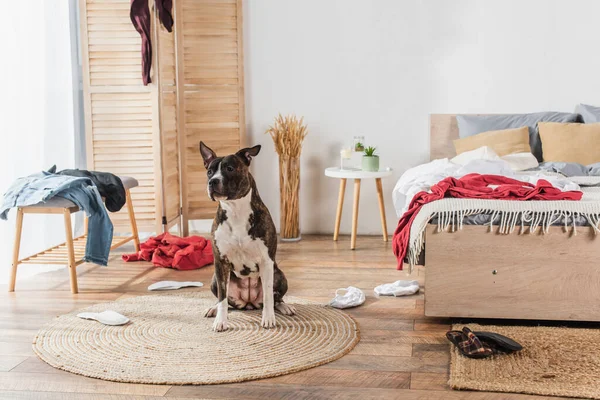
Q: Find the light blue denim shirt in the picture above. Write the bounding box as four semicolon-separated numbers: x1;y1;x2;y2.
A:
0;171;114;266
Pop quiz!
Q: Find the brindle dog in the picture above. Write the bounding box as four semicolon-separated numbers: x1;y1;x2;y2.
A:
199;142;295;332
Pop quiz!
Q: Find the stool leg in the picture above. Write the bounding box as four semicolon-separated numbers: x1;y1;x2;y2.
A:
63;209;78;294
333;178;346;241
177;215;183;237
8;208;24;292
375;178;389;242
126;189;140;251
351;179;361;250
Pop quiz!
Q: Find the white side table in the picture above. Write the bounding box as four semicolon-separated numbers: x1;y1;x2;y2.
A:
324;167;393;249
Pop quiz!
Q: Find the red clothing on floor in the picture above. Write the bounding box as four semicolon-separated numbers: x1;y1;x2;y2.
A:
123;233;213;270
392;174;583;270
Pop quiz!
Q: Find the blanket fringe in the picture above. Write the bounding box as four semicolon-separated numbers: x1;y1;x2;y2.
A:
407;209;600;273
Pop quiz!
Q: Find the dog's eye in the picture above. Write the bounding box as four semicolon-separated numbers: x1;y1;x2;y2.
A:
207;170;213;177
226;166;234;172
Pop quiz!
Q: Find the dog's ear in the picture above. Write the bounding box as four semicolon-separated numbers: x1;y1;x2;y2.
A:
199;141;217;168
235;145;261;166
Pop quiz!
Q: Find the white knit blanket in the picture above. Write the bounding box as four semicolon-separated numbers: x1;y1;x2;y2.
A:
406;186;600;267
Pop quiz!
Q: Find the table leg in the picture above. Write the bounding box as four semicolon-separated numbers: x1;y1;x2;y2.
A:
351;179;361;250
333;178;346;241
375;178;389;242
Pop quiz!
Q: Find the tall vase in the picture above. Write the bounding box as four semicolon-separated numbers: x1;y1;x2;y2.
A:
279;155;301;241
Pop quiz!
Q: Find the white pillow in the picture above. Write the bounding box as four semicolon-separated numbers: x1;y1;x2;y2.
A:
456;159;515;176
451;146;500;165
451;146;538;171
500;152;539;171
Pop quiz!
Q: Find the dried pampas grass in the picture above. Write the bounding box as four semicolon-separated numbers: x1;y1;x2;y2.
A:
265;114;308;240
266;114;308;158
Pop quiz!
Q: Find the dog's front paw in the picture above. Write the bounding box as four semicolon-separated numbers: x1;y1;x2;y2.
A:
275;302;296;316
261;310;277;329
204;306;217;318
212;317;229;332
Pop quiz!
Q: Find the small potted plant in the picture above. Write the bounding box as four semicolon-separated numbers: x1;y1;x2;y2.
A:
362;146;379;171
353;136;365;152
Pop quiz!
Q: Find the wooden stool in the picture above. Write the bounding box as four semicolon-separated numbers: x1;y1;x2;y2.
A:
8;177;141;294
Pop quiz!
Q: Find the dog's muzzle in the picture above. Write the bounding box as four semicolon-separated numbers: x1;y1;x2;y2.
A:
208;178;227;201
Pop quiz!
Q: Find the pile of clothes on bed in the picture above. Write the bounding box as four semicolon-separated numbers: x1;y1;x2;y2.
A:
391;147;600;270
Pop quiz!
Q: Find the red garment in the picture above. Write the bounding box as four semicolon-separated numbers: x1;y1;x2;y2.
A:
130;0;173;85
392;174;583;270
123;233;213;270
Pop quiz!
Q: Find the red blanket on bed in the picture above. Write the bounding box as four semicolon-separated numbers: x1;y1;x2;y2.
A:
122;232;213;270
392;174;582;270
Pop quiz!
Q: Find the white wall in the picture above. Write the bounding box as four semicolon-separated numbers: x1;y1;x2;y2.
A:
0;1;79;284
244;0;600;235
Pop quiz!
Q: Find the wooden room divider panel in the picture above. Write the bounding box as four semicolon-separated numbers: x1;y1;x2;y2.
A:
176;0;246;235
156;11;181;231
79;0;245;235
80;0;163;233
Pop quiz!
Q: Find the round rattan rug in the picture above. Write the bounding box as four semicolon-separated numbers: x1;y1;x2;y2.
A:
33;291;359;385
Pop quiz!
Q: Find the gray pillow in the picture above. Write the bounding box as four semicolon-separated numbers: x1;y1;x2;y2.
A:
575;104;600;123
456;112;581;162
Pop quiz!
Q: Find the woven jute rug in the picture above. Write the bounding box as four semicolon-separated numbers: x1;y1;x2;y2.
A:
450;323;600;399
33;291;359;385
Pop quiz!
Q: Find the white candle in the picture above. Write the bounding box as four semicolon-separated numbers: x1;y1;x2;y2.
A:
340;148;352;159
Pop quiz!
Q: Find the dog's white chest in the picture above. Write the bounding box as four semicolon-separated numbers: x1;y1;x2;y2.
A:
214;191;268;278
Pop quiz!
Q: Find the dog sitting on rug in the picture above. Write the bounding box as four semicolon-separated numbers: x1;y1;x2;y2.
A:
199;142;296;332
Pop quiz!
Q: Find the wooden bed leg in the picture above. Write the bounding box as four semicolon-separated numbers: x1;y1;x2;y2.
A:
375;178;388;242
8;208;24;292
126;189;141;252
63;209;79;294
351;179;361;250
333;178;346;241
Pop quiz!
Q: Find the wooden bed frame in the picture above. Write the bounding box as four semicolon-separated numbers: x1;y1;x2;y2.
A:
424;114;600;322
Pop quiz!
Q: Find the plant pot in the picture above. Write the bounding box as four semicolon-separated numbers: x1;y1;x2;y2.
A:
362;156;379;172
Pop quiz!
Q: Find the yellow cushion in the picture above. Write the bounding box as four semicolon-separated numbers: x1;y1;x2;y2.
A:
539;122;600;164
453;126;530;157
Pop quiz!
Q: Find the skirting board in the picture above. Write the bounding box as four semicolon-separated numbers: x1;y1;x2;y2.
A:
424;224;600;322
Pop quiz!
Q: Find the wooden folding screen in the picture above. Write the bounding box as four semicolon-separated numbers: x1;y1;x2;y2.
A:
175;0;246;235
156;6;181;232
79;0;245;235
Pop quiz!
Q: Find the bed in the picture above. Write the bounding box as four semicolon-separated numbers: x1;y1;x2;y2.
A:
406;114;600;322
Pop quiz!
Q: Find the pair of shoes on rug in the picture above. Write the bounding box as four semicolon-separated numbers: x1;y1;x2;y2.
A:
446;327;522;359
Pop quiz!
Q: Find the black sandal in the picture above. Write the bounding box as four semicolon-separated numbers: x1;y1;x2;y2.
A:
473;331;522;353
446;327;494;359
